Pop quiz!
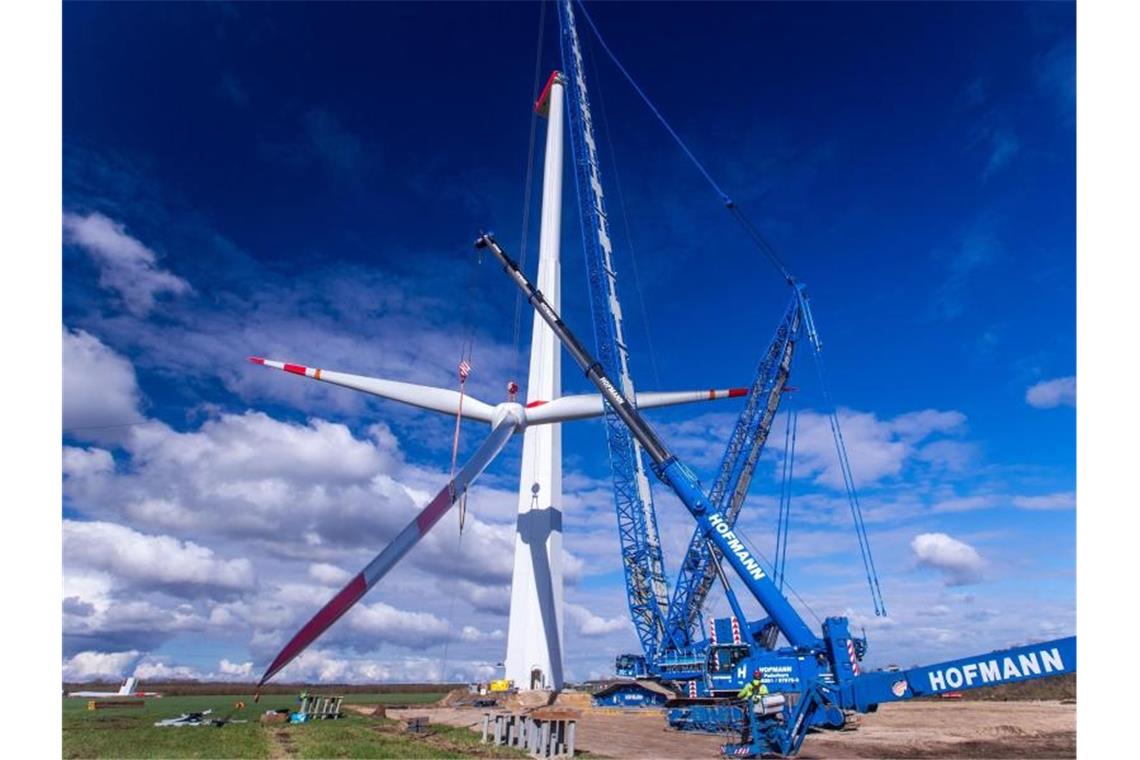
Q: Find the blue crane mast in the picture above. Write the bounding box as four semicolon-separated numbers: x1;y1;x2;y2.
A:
475;233;1077;758
557;0;670;661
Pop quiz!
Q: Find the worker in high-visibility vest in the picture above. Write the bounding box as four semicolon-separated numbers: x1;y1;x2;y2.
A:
737;669;769;744
737;669;769;705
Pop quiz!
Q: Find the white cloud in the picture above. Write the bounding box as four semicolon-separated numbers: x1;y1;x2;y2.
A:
62;566;218;656
565;603;627;637
63;650;140;681
780;408;966;489
64;411;414;551
60;400;531;669
273;649;496;684
63;446;115;478
656;406;968;491
1012;491;1075;511
1025;376;1076;409
458;625;505;643
219;659;253;678
346;601;450;648
911;532;985;586
452;581;512;616
64;520;256;597
121;498;198;531
309;562;352;586
889;410;968;441
915;439;975;471
63;327;142;439
133;660;202;681
129;411;390;486
339;599;504;651
63;212;192;315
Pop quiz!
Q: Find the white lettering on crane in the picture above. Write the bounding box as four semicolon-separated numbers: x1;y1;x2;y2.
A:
925;648;1066;693
1041;648;1063;673
928;670;946;691
708;514;766;581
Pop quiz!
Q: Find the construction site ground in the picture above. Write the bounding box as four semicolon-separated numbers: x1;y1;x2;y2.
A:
376;697;1075;759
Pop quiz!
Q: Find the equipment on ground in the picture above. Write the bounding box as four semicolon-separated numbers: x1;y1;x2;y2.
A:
474;232;1077;758
295;693;343;720
482;711;578;757
402;715;431;734
86;699;144;710
154;709;248;728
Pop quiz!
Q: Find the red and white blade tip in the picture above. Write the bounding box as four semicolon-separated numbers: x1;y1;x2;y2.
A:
247;357;317;377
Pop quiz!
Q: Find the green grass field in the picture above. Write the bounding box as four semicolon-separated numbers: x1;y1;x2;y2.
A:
63;692;523;759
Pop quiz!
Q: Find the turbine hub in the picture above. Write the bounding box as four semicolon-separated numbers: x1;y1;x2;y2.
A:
492;402;525;431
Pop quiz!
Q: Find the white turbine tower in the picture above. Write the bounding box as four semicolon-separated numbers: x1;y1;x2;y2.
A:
249;71;748;692
505;71;566;692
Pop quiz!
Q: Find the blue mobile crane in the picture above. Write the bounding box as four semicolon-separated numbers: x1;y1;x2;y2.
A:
475;232;1077;758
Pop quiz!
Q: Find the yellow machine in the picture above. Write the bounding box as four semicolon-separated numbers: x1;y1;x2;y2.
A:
489;679;514;693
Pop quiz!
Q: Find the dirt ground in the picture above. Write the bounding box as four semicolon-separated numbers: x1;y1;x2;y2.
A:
399;700;1074;759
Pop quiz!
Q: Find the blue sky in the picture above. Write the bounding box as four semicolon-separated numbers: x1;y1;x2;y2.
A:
61;1;1074;683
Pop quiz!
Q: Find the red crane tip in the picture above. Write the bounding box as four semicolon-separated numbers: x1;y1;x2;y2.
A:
728;388;748;398
248;356;265;365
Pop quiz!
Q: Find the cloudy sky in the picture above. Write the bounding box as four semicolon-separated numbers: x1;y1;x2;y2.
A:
61;2;1074;683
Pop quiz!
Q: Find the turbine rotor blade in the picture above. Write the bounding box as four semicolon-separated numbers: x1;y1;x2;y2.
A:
524;388;748;425
249;357;496;423
257;415;518;687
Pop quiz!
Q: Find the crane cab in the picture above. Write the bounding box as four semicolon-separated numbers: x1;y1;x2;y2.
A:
706;644;752;696
615;653;649;678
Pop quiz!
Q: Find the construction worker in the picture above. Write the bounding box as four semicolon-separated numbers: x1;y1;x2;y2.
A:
737;668;769;705
737;669;769;744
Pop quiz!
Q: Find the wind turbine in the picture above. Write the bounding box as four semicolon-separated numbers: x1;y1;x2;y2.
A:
251;72;746;690
248;358;743;687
